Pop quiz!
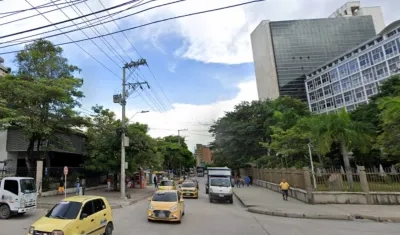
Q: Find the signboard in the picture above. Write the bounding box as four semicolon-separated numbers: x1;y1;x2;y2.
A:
63;166;68;176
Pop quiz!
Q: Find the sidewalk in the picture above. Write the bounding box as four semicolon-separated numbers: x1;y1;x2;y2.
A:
233;185;400;222
38;187;156;209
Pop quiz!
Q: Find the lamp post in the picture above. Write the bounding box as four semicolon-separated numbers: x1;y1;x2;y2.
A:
128;110;149;123
307;142;317;189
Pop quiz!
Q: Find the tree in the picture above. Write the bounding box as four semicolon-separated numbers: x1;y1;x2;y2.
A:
156;135;194;173
0;40;85;172
306;110;375;189
377;96;400;159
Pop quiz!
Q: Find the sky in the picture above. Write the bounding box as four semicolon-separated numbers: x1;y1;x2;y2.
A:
0;0;398;152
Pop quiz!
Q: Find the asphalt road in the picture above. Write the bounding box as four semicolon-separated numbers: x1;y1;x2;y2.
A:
1;177;399;235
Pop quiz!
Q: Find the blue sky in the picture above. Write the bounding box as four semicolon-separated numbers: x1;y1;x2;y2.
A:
0;0;398;151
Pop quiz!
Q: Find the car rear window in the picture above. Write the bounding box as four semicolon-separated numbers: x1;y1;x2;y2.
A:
45;201;82;220
152;192;177;202
160;181;173;186
182;182;195;187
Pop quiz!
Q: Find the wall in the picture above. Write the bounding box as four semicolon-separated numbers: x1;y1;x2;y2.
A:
201;146;212;164
251;20;280;101
253;179;308;203
0;130;8;167
355;7;385;33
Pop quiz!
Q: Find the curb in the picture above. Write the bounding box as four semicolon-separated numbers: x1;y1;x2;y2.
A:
233;191;248;207
128;191;155;206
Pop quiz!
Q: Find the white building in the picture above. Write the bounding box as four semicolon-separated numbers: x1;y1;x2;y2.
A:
305;20;400;114
329;1;385;33
0;57;9;77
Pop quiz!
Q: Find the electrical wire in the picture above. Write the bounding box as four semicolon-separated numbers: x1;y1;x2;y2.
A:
0;0;66;17
0;0;265;55
0;0;177;49
0;0;146;39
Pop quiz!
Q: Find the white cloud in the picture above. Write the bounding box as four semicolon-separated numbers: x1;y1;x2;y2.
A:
114;78;258;152
167;62;177;73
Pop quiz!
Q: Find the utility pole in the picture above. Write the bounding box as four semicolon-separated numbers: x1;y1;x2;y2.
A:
114;58;148;199
178;129;188;177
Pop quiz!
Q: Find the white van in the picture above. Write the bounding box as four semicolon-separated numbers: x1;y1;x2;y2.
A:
0;177;37;219
208;177;233;204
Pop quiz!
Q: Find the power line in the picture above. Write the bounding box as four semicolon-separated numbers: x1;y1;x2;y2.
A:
0;0;87;27
0;0;147;40
0;0;67;17
0;0;177;49
0;0;265;55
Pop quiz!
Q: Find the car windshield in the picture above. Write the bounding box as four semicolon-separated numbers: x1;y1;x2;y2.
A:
45;201;82;220
210;178;231;187
20;179;36;193
152;192;177;202
160;181;173;186
182;182;195;188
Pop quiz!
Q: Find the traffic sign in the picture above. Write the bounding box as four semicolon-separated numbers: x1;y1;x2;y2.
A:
64;166;68;176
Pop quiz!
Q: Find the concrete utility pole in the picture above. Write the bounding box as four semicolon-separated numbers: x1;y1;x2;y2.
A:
178;129;188;176
115;58;148;199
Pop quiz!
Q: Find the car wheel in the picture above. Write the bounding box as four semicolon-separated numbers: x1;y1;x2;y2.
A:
0;204;11;220
209;198;212;203
229;199;233;204
182;210;185;216
104;222;113;235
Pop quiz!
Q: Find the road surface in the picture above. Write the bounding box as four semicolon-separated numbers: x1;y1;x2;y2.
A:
1;177;399;235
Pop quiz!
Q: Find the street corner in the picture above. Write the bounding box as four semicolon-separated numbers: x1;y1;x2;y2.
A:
128;191;155;206
232;191;249;207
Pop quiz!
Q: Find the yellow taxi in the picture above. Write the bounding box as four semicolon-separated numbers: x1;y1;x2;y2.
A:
180;181;198;199
147;190;185;223
159;180;177;190
178;177;184;184
28;196;114;235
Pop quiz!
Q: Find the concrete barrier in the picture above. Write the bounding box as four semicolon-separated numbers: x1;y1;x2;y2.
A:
39;185;106;197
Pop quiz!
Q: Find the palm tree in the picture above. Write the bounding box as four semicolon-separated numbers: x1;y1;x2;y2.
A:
307;109;374;190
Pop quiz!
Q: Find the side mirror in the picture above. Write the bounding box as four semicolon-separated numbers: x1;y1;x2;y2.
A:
148;197;151;201
80;213;88;220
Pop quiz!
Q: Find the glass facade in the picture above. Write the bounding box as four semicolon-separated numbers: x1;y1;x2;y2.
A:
306;26;400;114
270;16;376;101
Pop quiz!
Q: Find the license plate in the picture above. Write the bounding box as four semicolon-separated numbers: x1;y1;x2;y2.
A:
158;212;166;218
219;194;224;197
185;193;190;196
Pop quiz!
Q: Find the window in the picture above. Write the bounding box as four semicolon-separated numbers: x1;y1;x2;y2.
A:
354;87;365;102
318;101;326;111
383;40;398;58
387;56;400;75
309;91;316;102
348;59;359;74
316;88;324;100
210;178;231;187
374;62;389;79
311;103;318;113
45;201;82;220
321;73;330;84
182;182;196;188
326;98;335;109
343;91;354;104
358;53;371;69
323;85;332;96
20;179;36;194
93;199;106;213
330;69;339;82
307;80;314;90
362;68;375;84
335;95;344;107
81;201;95;216
351;73;362;87
159;181;173;186
315;77;322;87
152;192;178;202
338;64;349;78
4;180;18;195
365;83;378;97
341;77;351;91
371;47;384;63
332;82;341;94
346;105;356;112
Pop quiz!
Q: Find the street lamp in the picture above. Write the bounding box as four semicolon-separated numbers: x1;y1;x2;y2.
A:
127;110;149;124
307;142;317;189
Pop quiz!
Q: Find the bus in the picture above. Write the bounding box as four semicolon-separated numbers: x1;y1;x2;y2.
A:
196;166;204;177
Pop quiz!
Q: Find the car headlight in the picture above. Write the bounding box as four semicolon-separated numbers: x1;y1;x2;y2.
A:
52;230;64;235
28;226;34;234
170;204;178;212
148;204;153;210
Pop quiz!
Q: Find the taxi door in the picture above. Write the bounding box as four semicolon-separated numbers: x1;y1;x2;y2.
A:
76;200;97;235
178;192;185;214
93;198;108;234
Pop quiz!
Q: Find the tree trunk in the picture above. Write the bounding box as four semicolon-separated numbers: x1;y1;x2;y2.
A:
25;138;35;175
340;140;354;190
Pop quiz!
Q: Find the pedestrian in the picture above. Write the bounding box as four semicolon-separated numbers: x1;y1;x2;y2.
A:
240;178;245;187
235;176;240;188
249;174;253;186
153;175;158;188
75;177;80;195
58;177;65;194
245;176;250;187
280;178;290;201
107;177;111;192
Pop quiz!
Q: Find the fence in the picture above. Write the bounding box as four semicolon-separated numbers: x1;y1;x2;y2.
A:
315;166;400;192
1;167;105;192
244;167;306;190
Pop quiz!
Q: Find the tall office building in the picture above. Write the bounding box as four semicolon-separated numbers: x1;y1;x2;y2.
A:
305;21;400;114
251;16;376;102
329;1;385;34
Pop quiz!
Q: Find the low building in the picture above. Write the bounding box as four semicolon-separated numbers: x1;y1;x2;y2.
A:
0;57;10;77
305;20;400;114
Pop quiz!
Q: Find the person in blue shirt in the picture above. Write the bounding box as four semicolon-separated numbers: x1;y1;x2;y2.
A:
245;176;250;187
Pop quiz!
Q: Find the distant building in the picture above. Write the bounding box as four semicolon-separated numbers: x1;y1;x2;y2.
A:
0;57;10;77
305;20;400;114
329;1;385;34
195;144;213;166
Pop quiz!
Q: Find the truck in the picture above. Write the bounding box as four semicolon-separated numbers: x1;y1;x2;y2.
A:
0;176;37;219
196;166;204;177
205;167;233;204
